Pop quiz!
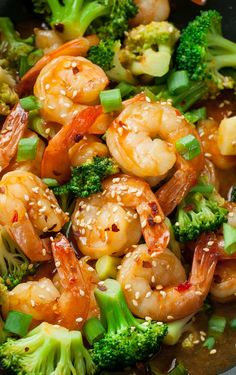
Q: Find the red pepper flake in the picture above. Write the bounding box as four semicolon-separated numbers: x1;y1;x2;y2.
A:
72;66;79;75
0;187;5;194
149;202;159;216
111;223;120;232
184;204;195;212
12;211;18;223
143;261;152;268
147;216;155;226
176;281;191;292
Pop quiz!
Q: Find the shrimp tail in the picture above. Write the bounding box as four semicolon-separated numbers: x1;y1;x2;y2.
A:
17;36;99;96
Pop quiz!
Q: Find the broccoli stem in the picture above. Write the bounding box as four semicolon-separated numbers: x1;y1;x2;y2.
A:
173;81;207;112
214;54;236;70
47;0;63;17
208;34;236;54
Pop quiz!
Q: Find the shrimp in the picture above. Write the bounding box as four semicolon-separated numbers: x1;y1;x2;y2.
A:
106;99;204;214
35;28;64;54
0;171;68;261
34;55;108;126
72;174;170;259
198;119;236;170
117;233;218;321
4;234;98;330
130;0;170;26
17;35;99;96
210;261;236;303
0;104;28;173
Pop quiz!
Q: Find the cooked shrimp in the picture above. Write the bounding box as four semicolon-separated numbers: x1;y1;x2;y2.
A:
4;234;98;330
0;104;28;173
35;28;64;54
106;99;204;214
0;171;68;261
198;119;236;170
72;174;169;259
118;233;218;321
17;35;99;95
131;0;170;26
34;55;108;126
210;261;236;303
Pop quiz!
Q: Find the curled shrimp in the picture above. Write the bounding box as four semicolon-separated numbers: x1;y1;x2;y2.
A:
118;233;218;321
17;35;99;96
4;234;98;330
72;174;170;259
130;0;170;26
35;28;64;54
211;261;236;303
0;104;28;173
0;171;68;261
106;99;204;214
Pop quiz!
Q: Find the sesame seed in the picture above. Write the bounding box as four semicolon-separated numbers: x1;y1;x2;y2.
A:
156;285;163;290
207;241;214;246
55;261;61;268
205;153;212;158
42;248;47;256
203;247;209;252
28;264;34;270
76;317;83;323
228;212;234;217
145;291;152;298
45;84;50;90
152;261;157;267
195;290;203;296
79;289;85;296
72;62;77;68
45;128;50;134
193;340;200;344
24;194;29;201
145;316;152;321
125;284;131;290
132;299;138;306
151;276;155;283
167;315;174;320
31;299;36;307
210;349;217;355
135;291;140;300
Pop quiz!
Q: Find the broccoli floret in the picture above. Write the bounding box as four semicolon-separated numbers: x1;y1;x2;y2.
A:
230;186;236;202
173;188;228;243
0;322;96;375
88;40;136;83
120;21;180;78
86;279;167;372
0;66;18;116
0;227;34;290
176;10;236;90
53;156;119;199
33;0;137;42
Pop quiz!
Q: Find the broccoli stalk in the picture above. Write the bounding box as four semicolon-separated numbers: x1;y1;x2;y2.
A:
176;10;236;90
33;0;138;41
173;188;228;243
53;156;119;199
0;227;34;289
88;40;136;83
0;322;97;375
86;279;167;372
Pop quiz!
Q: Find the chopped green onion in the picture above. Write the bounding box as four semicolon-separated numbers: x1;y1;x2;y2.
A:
100;89;122;113
203;336;215;350
28;115;47;138
223;223;236;254
83;317;105;345
144;88;157;102
20;96;41;111
184;107;207;124
116;81;135;98
175;135;201;161
16;136;39;162
27;49;44;66
4;310;32;336
42;178;59;187
208;315;226;334
167;70;190;95
190;184;214;194
229;319;236;329
169;363;188;375
19;56;30;77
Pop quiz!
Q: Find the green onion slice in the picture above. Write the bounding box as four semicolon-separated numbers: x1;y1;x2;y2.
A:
184;107;207;124
16;136;39;162
100;89;122;113
4;310;32;336
20;96;41;111
208;315;226;334
83;317;105;345
203;336;215;350
169;363;188;375
167;70;190;95
223;223;236;254
190;184;214;194
229;319;236;329
42;178;59;187
175;135;201;161
116;81;135;98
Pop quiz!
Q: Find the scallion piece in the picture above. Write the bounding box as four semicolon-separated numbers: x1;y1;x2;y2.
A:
223;223;236;254
116;81;135;98
16;136;39;162
208;315;226;334
190;184;214;194
19;56;30;77
28;115;47;138
167;70;190;95
144;88;157;102
42;178;59;187
27;49;44;66
4;310;32;336
169;363;188;375
175;135;201;161
20;96;41;111
184;107;207;124
203;336;215;350
229;319;236;329
83;317;105;345
100;89;122;113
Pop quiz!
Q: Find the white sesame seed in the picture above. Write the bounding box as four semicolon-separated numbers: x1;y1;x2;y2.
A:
205;153;212;158
167;315;174;320
160;290;167;298
195;290;203;296
125;284;131;290
207;241;214;246
31;299;36;307
145;291;152;298
79;289;85;296
135;291;140;300
55;261;61;268
210;349;217;355
132;299;138;306
76;317;83;323
203;247;209;252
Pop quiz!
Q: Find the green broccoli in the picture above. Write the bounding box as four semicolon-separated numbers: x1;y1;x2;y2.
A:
32;0;138;42
88;40;136;83
0;227;34;289
0;322;96;375
120;21;180;78
53;156;119;199
0;66;18;116
173;186;228;243
85;279;167;372
230;186;236;202
176;10;236;90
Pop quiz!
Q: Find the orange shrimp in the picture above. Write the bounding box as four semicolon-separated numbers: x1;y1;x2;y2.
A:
0;104;28;173
17;35;99;96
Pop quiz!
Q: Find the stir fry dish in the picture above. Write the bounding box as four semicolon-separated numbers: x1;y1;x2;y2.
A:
0;0;236;374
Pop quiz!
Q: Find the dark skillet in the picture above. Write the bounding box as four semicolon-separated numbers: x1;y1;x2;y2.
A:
0;0;236;374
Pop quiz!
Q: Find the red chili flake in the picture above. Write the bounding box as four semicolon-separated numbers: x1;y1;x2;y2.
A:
149;201;159;216
72;66;79;74
12;211;18;223
0;187;5;194
97;284;107;292
147;216;155;226
184;204;195;212
176;281;191;292
111;223;120;232
143;261;152;268
175;109;182;116
74;134;83;142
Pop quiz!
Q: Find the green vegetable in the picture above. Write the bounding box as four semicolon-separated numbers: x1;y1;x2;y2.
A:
229;319;236;329
208;315;226;335
53;156;119;199
120;21;180;78
230;186;236;202
88;279;168;372
95;255;121;280
164;315;193;346
190;183;214;194
184;107;207;124
167;70;190;95
173;185;228;242
83;317;106;345
42;178;59;187
32;0;137;41
0;66;18;116
116;81;136;98
223;223;236;254
28;112;47;138
100;89;122;113
16;136;39;162
176;10;236;91
175;135;201;161
4;311;32;337
0;227;34;290
0;322;96;375
164;218;181;259
169;363;188;375
19;96;41;112
203;336;215;350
